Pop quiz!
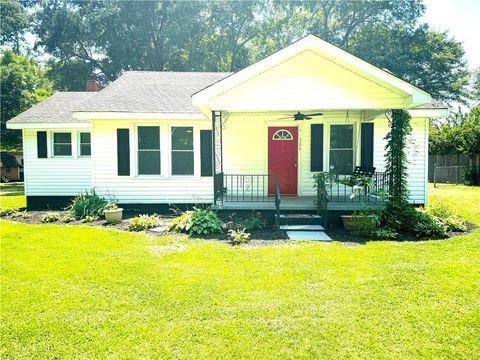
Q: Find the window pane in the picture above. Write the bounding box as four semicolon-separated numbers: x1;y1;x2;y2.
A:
80;144;91;156
138;151;160;175
54;133;71;144
80;132;91;144
138;126;160;150
172;127;193;150
54;144;72;156
330;125;353;149
330;149;353;174
172;152;194;175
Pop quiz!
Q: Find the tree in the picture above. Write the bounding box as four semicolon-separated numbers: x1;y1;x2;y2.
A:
472;67;480;105
348;24;470;103
1;50;53;150
0;0;30;53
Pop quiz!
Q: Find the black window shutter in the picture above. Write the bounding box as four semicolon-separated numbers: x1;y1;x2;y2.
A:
200;130;213;177
361;123;374;168
37;131;48;158
310;124;323;171
117;129;130;176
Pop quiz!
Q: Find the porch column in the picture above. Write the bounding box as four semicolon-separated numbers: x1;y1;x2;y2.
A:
211;110;223;205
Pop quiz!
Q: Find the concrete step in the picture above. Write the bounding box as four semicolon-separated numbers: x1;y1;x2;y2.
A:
280;224;324;231
286;231;332;241
279;213;321;226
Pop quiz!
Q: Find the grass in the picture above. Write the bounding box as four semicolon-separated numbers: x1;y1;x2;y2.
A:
428;183;480;225
0;183;26;208
1;184;479;358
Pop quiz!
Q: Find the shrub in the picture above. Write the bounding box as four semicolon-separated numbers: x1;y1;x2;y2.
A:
370;227;398;240
0;207;18;217
61;214;75;223
41;212;60;223
423;203;467;232
128;214;159;231
441;215;467;232
351;211;380;235
229;229;251;244
69;189;108;219
240;211;267;231
80;215;99;223
18;210;31;219
411;211;445;238
168;208;222;235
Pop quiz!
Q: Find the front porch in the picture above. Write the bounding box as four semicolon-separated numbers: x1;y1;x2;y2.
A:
212;172;388;212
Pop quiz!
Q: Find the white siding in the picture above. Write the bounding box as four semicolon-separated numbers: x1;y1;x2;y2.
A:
23;129;92;196
222;111;428;204
91;119;213;204
373;116;428;204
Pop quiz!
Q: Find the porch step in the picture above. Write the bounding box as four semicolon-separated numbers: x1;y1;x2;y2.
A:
280;224;324;231
286;231;332;241
279;213;322;226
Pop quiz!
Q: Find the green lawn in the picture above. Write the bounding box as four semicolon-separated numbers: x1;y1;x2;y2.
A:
1;185;479;359
0;183;26;208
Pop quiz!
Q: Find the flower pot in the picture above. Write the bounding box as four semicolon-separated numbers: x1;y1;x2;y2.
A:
341;214;378;231
104;208;123;223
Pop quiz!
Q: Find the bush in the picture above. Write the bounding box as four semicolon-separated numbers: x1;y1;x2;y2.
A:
423;203;467;232
80;215;99;223
411;211;445;238
240;211;267;231
0;207;18;217
352;211;380;235
442;215;467;232
41;212;60;223
69;189;108;219
370;227;398;240
61;214;75;223
168;208;223;235
128;214;159;231
229;229;251;244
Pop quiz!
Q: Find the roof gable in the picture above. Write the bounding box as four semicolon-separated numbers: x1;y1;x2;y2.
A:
193;34;431;112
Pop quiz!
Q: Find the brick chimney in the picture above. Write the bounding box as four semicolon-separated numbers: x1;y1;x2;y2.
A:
85;80;101;92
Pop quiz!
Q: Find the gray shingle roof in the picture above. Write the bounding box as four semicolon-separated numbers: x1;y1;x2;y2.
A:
7;92;96;124
415;99;448;109
75;71;231;113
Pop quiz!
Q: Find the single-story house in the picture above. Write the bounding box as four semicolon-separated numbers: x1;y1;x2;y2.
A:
7;35;448;215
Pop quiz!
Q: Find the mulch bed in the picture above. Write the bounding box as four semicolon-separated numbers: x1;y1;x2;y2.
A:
2;209;475;245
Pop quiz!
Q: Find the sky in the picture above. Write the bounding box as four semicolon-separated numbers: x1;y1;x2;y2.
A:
421;0;480;70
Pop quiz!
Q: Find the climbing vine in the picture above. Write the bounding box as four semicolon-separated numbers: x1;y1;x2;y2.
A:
384;109;412;204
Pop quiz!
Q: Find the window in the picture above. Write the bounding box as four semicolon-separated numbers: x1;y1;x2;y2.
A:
272;129;293;140
171;127;194;175
138;126;160;175
329;125;353;174
79;132;91;156
53;132;72;156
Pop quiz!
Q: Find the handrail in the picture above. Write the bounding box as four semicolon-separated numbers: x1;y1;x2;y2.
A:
274;176;281;228
223;174;277;202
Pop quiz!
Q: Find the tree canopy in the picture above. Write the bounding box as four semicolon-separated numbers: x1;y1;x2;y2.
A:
0;0;477;151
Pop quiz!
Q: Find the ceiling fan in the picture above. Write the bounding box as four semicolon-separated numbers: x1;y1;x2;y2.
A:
278;111;324;121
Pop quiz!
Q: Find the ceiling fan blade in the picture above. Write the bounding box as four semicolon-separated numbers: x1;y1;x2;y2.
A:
277;116;293;120
304;116;312;120
305;112;324;117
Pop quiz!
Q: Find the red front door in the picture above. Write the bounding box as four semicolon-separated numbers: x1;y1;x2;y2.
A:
268;127;298;195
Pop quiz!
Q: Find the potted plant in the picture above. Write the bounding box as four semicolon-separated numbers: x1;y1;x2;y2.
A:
341;210;379;232
463;167;475;186
103;203;123;223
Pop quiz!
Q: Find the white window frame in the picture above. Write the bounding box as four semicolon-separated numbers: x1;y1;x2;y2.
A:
51;131;73;158
78;132;91;157
170;126;195;177
327;123;356;174
272;129;293;140
136;125;162;176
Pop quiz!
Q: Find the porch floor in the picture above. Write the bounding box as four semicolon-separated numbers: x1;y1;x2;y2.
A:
216;196;386;211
